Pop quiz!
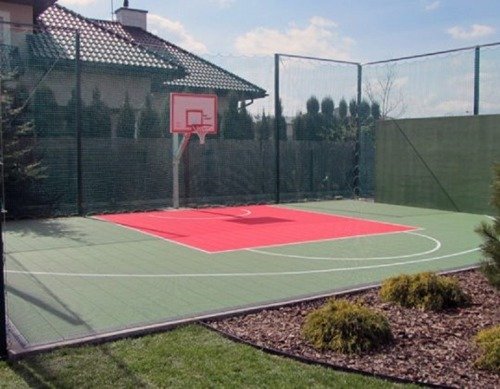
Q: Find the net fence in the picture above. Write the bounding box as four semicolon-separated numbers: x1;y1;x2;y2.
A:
0;20;499;218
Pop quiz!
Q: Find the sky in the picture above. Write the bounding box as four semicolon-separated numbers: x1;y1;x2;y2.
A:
57;0;499;61
56;0;500;118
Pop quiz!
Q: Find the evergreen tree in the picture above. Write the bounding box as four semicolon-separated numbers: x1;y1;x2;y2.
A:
292;112;305;140
358;99;371;126
339;97;349;139
476;164;500;288
306;95;320;115
348;98;358;120
371;102;381;121
84;87;111;137
319;96;338;140
299;96;321;140
159;95;171;138
338;98;348;122
236;103;254;140
221;93;239;139
255;110;271;140
138;94;161;138
1;82;47;217
33;85;64;137
222;95;254;140
274;98;287;140
65;88;78;136
116;92;135;138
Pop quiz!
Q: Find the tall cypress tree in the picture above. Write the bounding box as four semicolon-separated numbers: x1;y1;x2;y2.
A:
274;98;287;141
358;99;371;126
159;95;171;138
255;110;271;140
302;96;321;140
138;94;161;138
319;96;336;140
236;104;254;140
116;92;135;138
33;85;64;137
84;87;111;137
221;93;239;139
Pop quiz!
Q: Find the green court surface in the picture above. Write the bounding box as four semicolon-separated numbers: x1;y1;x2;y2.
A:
4;200;487;353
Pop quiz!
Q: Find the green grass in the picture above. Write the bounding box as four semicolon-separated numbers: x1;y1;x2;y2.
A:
0;325;416;388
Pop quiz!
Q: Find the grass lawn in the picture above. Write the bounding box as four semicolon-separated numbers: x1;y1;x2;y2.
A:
0;325;416;388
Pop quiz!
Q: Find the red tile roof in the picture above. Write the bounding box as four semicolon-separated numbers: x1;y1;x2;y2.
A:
34;4;266;99
34;5;185;76
93;20;266;98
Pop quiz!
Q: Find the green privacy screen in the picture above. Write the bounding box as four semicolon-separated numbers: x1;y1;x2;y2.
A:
375;114;500;214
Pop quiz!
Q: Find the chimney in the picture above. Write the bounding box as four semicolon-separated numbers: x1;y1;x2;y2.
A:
115;0;148;30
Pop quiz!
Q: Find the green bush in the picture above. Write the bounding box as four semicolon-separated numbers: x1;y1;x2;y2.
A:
302;299;393;354
379;272;470;311
476;163;500;289
474;325;500;373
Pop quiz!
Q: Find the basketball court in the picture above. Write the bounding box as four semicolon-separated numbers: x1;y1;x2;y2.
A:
4;199;485;354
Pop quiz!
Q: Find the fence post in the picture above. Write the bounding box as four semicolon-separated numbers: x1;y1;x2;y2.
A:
75;31;83;215
353;64;362;196
274;54;281;204
473;46;480;115
0;78;7;360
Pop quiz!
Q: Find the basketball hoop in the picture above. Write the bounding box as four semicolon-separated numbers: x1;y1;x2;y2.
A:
170;92;218;208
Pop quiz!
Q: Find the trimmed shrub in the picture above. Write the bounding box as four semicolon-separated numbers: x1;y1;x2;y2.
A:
380;272;470;311
474;325;500;373
302;299;393;354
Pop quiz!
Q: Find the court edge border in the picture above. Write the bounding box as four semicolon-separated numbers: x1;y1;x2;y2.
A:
201;325;440;388
6;264;480;361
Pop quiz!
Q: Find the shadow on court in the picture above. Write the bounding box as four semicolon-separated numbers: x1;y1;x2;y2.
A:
5;218;92;246
6;285;83;326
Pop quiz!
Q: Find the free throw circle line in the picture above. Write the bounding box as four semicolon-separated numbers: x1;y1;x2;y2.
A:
5;247;478;278
247;231;441;261
147;208;252;220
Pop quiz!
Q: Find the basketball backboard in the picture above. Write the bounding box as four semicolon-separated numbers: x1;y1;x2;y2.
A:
170;93;217;143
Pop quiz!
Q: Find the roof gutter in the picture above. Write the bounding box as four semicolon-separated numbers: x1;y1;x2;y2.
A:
240;99;254;111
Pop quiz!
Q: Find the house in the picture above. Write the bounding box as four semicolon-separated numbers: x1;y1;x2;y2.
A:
0;0;267;136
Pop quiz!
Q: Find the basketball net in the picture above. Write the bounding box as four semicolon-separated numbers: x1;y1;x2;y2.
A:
190;124;212;145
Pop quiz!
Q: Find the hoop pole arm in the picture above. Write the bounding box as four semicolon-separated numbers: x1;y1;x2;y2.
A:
173;133;191;165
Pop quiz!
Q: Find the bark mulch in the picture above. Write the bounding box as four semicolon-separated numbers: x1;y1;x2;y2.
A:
206;269;499;388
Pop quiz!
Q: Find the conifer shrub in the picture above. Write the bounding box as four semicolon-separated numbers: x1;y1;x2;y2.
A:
475;163;500;289
474;325;500;373
379;272;469;311
302;299;393;354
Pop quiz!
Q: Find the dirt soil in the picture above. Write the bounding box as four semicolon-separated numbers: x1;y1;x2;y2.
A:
207;270;499;388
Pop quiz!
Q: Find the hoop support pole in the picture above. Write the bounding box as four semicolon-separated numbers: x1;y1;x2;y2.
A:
172;133;191;209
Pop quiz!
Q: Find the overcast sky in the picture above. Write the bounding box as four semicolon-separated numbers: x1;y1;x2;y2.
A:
57;0;499;62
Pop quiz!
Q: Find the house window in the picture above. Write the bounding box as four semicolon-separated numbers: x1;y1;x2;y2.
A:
0;10;11;45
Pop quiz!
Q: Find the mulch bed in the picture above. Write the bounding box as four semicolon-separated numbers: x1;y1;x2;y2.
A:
206;269;499;388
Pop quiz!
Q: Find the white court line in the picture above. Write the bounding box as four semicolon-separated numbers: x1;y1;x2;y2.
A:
91;216;215;254
248;231;441;261
5;247;479;278
146;208;252;220
208;228;423;254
